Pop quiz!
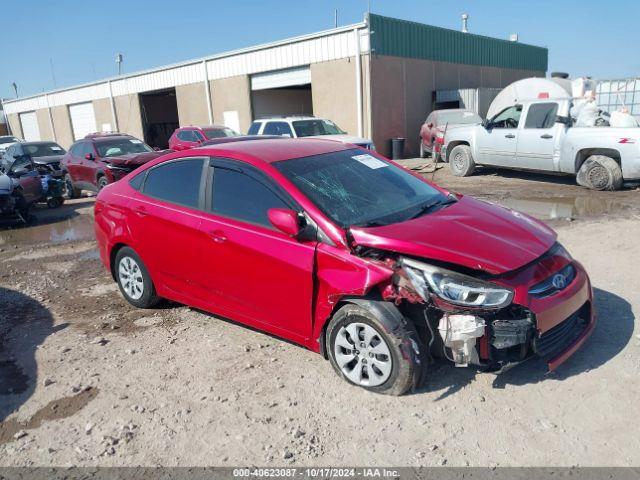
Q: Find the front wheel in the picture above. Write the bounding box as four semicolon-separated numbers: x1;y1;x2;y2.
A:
449;144;476;177
115;247;161;309
64;174;81;199
97;176;109;190
326;302;424;396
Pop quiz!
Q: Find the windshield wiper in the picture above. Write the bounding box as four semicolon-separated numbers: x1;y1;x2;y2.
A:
408;196;456;220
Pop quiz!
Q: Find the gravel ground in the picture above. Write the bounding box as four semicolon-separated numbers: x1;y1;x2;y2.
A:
0;165;638;467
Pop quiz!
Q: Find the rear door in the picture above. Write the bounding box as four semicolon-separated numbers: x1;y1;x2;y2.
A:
65;142;85;182
516;102;560;171
126;157;208;299
197;159;316;341
477;105;522;166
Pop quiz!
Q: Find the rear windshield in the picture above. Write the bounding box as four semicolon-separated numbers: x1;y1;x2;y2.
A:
292;120;345;137
274;149;449;228
96;138;153;157
23;142;66;157
203;128;238;139
436;111;482;125
0;136;19;145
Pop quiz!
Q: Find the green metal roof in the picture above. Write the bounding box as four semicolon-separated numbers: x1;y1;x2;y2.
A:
369;14;548;72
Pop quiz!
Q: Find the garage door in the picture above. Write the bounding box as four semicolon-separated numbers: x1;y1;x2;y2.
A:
251;66;311;91
19;111;40;141
69;102;97;140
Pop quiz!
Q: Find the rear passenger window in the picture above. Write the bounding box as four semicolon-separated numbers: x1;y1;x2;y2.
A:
143;159;204;209
212;168;288;228
263;122;293;137
177;130;195;141
129;172;146;191
525;103;559;129
247;122;261;135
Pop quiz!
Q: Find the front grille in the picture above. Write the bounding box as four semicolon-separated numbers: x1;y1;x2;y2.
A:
533;303;589;360
529;263;576;298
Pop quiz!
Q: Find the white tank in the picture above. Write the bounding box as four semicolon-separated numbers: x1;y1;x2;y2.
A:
487;77;573;118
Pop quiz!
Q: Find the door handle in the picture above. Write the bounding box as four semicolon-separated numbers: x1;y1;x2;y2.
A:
540;134;553;139
133;206;147;217
505;134;516;139
207;230;227;243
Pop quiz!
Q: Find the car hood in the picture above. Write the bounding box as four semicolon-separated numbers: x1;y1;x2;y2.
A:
349;196;557;275
104;150;169;166
33;155;64;165
437;123;481;133
307;134;372;146
0;174;13;194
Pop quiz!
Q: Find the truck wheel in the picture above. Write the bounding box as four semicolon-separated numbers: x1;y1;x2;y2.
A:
64;174;81;199
326;302;424;396
449;145;476;177
576;155;623;191
115;247;161;309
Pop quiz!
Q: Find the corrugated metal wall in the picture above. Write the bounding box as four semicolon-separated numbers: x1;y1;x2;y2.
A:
369;14;548;72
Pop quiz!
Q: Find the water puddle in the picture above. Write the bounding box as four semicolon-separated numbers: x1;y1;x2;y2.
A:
0;216;95;248
498;196;626;220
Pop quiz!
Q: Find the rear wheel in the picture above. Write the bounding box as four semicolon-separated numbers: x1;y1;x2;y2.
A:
326;302;423;396
449;144;476;177
115;247;160;309
97;175;109;190
64;174;81;199
576;155;623;191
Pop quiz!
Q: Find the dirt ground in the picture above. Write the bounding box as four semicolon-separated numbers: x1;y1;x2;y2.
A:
0;164;639;467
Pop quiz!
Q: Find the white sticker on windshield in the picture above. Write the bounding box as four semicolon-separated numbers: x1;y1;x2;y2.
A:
51;146;62;151
352;154;387;169
130;139;142;144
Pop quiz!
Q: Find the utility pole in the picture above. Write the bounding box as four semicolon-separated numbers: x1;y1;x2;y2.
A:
11;82;18;98
334;9;338;28
49;58;57;88
115;53;123;76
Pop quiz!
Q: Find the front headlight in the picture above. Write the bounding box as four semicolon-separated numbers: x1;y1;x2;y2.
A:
400;258;514;309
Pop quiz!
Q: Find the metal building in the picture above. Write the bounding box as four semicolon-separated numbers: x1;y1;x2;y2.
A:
2;14;547;156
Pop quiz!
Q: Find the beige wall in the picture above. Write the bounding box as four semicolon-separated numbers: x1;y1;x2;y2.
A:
93;98;114;132
7;113;23;139
35;109;53;141
114;94;144;140
210;75;252;133
176;82;210;126
370;54;544;157
51;106;74;148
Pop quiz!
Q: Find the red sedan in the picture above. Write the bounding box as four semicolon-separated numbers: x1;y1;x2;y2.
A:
419;109;481;158
168;125;239;151
94;139;595;395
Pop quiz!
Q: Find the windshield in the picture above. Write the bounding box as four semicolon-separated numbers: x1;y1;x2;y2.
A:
437;111;482;125
96;138;153;157
292;120;346;137
23;142;66;157
274;149;449;228
203;127;238;139
0;136;19;146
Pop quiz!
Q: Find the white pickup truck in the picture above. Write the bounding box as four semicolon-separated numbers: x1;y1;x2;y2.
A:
441;98;640;190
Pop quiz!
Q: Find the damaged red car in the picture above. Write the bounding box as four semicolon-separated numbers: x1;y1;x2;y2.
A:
94;138;595;395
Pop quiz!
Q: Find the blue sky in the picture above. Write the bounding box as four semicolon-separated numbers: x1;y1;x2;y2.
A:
2;0;639;99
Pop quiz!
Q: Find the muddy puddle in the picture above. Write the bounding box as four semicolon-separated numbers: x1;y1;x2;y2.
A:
498;195;627;220
0;216;95;248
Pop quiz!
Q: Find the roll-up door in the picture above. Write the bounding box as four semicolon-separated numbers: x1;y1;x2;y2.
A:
69;102;97;140
19;111;40;141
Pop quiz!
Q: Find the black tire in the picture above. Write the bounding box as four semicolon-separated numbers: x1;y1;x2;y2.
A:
47;197;63;209
64;173;81;199
114;247;161;309
97;175;109;190
326;302;424;396
576;155;623;191
449;144;476;177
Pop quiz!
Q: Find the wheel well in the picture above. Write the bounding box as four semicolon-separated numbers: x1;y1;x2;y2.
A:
109;243;127;281
445;141;470;162
575;148;621;172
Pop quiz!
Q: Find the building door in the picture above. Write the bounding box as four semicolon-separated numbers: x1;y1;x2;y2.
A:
69;102;97;140
139;88;179;149
19;111;40;141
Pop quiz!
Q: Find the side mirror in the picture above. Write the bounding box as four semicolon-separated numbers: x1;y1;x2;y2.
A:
555;115;572;126
481;119;491;129
85;153;95;161
268;208;301;237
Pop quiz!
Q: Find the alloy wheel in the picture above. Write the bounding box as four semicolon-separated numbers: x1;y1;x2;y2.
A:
118;256;144;300
333;322;392;387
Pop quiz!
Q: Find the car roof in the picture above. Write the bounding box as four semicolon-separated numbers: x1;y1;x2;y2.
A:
434;108;477;114
255;116;317;122
92;135;136;142
21;140;61;146
179;125;228;130
189;137;352;163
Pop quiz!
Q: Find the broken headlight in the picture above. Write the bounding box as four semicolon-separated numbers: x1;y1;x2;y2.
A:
400;258;514;309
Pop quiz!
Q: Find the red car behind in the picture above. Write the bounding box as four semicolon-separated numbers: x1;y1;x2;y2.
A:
419;109;481;159
168;125;239;151
95;138;595;395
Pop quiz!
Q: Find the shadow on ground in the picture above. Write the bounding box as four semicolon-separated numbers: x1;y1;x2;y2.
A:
0;287;67;421
417;287;634;399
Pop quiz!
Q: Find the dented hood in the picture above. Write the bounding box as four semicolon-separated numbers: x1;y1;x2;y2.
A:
349;196;557;275
106;150;169;167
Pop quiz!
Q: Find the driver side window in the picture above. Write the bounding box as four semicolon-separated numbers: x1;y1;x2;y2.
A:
10;156;34;175
490;105;523;129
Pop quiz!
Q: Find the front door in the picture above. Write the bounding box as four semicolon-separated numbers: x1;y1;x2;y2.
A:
516;102;560;171
198;159;316;341
477;105;522;166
